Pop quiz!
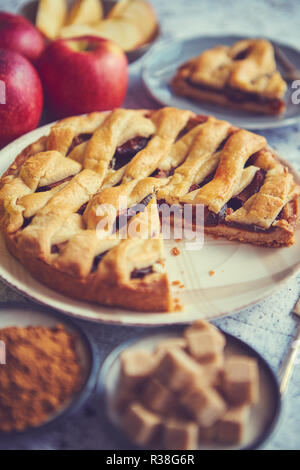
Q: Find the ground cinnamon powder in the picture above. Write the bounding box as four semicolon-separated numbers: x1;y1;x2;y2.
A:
0;324;83;433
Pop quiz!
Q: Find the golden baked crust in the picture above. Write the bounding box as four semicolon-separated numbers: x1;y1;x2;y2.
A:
172;39;287;115
0;108;299;312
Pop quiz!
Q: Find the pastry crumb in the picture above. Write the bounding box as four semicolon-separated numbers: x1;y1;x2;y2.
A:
173;297;183;311
172;280;185;290
174;304;183;312
209;270;215;276
171;247;180;256
175;238;182;243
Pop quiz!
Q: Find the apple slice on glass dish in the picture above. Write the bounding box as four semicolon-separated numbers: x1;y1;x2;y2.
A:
20;0;160;63
66;0;104;26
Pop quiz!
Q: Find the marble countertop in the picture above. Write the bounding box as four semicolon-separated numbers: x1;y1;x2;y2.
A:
1;0;300;450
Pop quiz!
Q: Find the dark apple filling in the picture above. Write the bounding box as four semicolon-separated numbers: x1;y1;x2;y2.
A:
90;194;153;274
186;78;284;113
189;171;216;194
185;115;209;129
77;202;88;215
90;193;154;273
232;47;252;61
91;251;108;273
131;266;154;279
21;216;34;230
36;175;73;193
153;120;236;180
188;168;270;231
113;194;153;232
51;242;67;255
176;115;209;141
152;120;212;179
67;133;92;155
153;168;175;178
227;169;266;211
110;137;151;171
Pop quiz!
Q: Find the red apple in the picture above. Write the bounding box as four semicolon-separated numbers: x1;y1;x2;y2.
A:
0;11;45;64
0;49;43;149
37;36;128;118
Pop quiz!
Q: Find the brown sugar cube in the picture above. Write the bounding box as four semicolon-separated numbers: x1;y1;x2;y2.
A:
185;319;210;332
218;405;250;445
120;349;157;392
154;337;187;360
142;378;176;415
163;419;199;450
185;320;226;349
185;321;226;350
181;383;227;427
201;354;224;389
186;329;225;364
115;388;137;414
123;402;161;447
117;350;157;411
200;423;218;443
154;349;204;393
221;356;259;405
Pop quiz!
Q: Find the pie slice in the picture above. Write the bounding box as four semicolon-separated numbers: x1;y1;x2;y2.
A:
172;39;287;115
0;108;299;312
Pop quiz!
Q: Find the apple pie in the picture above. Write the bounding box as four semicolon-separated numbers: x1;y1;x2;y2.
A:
172;39;287;115
0;108;299;312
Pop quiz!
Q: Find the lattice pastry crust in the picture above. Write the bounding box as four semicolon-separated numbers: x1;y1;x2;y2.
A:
172;39;287;115
0;108;299;312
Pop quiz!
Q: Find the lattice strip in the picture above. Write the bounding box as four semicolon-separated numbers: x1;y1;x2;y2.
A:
122;108;192;182
180;130;266;212
157;118;231;204
83;110;155;183
54;195;161;277
226;167;299;229
19;181;69;218
83;177;166;231
20;151;82;191
17;169;102;259
47;112;108;155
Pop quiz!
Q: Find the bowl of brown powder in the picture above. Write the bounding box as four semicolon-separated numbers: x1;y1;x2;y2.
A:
0;302;98;436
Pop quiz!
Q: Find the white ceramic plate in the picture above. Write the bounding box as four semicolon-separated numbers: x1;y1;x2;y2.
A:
98;328;281;450
142;35;300;130
0;124;300;326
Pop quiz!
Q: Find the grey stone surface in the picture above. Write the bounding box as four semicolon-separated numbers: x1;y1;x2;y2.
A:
0;0;300;450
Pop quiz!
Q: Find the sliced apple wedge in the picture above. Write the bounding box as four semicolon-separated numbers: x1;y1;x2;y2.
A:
108;0;158;44
95;18;144;51
60;19;143;52
60;23;103;39
67;0;103;26
36;0;68;39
